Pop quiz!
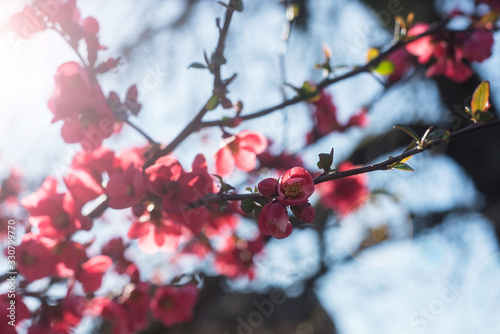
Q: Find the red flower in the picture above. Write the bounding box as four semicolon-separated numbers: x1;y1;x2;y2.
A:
17;233;57;282
64;169;103;205
214;235;264;279
150;284;199;327
71;146;120;184
347;108;369;128
145;155;183;197
87;297;131;334
77;255;112;293
21;178;86;237
48;62;114;149
406;23;494;83
120;283;151;332
277;167;315;206
106;164;147;209
156;155;216;234
386;48;413;83
127;215;183;254
461;29;494;62
258;202;292;239
311;91;341;136
215;130;267;176
317;162;369;215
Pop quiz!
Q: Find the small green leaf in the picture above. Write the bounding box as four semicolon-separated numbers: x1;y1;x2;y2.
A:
471;81;490;115
476;111;494;123
394;124;420;143
298;81;319;101
206;95;220;111
241;198;255;214
402;140;417;153
317;148;334;173
392;163;415;172
245;187;253;192
374;60;395;76
188;62;207;69
425;129;450;144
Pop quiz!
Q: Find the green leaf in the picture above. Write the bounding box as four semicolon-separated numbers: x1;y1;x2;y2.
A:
188;62;207;69
206;95;220;111
476;111;494;123
241;198;255;214
471;81;490;115
392;163;414;172
374;60;395;76
245;187;253;192
425;129;450;144
317;148;334;173
394;124;420;143
402;140;417;153
298;81;319;101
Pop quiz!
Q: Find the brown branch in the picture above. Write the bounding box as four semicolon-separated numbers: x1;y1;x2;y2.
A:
201;18;450;127
191;118;500;208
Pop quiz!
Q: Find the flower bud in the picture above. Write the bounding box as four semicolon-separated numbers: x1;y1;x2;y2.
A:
290;203;315;223
258;178;278;197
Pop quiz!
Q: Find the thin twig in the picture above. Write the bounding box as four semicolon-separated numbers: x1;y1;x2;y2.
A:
189;118;500;208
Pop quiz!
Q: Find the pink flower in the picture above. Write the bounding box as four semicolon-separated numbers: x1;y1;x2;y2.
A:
145;155;183;197
406;23;434;64
347;108;369;128
386;48;413;83
461;29;494;62
77;255;112;293
258;178;278;197
127;216;183;254
317;162;369;215
64;169;103;205
312;91;341;136
214;235;264;279
406;23;494;83
258;202;292;239
150;284;199;327
277;167;315;206
48;62;114;149
10;5;45;39
106;164;147;209
215;130;267;176
17;233;57;282
21;178;86;237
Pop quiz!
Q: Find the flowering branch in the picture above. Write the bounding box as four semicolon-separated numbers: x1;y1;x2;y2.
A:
188;118;500;208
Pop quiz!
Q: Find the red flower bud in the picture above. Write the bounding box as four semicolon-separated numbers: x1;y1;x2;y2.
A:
258;178;278;197
290;203;315;223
